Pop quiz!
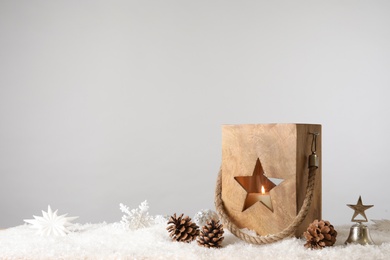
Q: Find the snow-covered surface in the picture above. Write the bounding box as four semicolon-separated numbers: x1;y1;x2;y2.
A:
1;222;390;259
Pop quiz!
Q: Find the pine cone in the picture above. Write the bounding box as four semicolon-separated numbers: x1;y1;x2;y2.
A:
197;219;224;248
167;213;199;242
304;219;337;249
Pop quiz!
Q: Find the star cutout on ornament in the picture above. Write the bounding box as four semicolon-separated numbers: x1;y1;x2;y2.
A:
24;205;78;236
347;196;373;223
234;158;283;212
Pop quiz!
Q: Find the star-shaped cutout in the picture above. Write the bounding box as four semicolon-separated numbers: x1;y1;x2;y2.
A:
347;196;373;223
234;158;283;212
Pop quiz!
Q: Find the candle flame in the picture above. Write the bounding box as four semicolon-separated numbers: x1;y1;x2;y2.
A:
261;185;265;194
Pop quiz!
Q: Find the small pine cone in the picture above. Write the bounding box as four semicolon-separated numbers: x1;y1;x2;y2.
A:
197;219;224;248
167;213;199;242
304;219;338;249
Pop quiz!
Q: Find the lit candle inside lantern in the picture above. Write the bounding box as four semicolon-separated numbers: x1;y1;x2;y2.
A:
258;185;272;209
243;185;273;211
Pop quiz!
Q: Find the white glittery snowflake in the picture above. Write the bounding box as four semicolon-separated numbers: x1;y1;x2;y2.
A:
119;200;154;230
24;205;78;236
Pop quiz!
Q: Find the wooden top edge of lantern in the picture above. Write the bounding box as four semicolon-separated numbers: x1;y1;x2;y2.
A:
221;123;322;127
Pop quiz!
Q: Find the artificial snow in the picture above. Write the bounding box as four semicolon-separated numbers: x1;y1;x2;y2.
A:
1;222;390;259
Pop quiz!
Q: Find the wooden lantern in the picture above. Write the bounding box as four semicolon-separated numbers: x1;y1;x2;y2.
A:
221;123;321;236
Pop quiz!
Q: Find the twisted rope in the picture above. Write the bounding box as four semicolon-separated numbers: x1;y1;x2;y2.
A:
214;166;317;244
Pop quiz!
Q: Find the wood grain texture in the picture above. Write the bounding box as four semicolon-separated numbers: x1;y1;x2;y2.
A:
221;124;321;237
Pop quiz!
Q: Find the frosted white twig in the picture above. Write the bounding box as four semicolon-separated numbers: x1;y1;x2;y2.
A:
119;200;154;230
371;219;390;231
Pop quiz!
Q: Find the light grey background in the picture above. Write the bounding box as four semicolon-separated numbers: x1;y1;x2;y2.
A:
1;1;389;228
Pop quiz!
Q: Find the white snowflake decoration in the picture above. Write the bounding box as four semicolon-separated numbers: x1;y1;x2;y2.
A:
24;205;78;236
193;209;219;227
119;200;154;230
154;214;169;224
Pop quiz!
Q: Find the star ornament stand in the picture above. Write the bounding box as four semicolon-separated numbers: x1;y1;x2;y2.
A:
345;196;375;245
220;124;322;237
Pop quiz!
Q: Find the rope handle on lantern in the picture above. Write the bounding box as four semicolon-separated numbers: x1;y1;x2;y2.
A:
214;133;319;245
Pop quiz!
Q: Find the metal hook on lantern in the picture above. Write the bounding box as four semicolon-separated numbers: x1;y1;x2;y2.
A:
308;132;319;169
